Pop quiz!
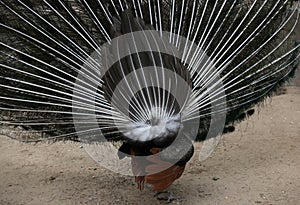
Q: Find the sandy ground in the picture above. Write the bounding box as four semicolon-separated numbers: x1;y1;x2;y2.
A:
0;86;299;205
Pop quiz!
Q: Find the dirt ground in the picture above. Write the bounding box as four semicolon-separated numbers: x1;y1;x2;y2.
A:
0;86;299;205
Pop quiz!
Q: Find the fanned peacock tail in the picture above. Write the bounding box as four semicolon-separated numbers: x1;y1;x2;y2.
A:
0;0;299;145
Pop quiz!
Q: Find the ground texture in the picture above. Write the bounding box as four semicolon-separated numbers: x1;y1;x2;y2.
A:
0;86;299;205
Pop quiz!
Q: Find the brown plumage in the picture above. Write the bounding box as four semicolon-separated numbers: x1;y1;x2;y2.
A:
129;146;193;192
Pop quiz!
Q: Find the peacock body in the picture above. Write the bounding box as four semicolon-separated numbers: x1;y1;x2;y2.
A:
0;0;299;195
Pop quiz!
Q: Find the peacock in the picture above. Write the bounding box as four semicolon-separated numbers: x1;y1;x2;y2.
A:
0;0;299;201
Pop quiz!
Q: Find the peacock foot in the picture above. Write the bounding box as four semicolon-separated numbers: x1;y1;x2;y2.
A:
154;190;183;202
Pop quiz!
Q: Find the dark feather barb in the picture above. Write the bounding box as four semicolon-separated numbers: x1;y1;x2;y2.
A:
0;0;299;143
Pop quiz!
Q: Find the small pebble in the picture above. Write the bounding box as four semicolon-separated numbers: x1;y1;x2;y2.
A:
212;177;220;181
49;176;56;181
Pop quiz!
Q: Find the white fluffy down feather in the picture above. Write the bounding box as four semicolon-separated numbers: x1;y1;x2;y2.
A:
124;114;181;142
